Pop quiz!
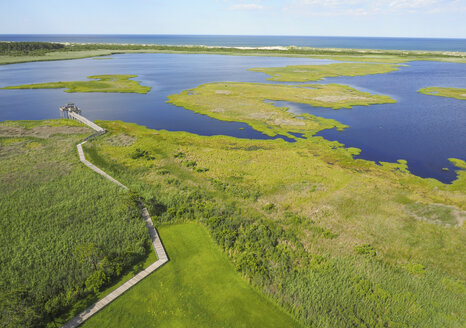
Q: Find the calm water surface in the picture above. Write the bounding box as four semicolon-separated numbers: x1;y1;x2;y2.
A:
0;53;464;183
271;61;466;182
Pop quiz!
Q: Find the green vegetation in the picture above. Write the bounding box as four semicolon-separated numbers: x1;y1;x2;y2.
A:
167;82;395;138
0;41;65;56
0;50;116;65
250;62;400;82
418;87;466;100
1;74;151;94
78;119;465;327
1;44;464;327
1;41;466;66
0;120;153;327
83;223;301;328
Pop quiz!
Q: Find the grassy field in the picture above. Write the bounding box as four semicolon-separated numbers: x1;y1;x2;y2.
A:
167;82;395;138
0;50;117;65
80;119;465;327
418;87;466;100
82;223;301;328
1;43;466;66
0;120;153;327
1;74;151;94
249;62;400;82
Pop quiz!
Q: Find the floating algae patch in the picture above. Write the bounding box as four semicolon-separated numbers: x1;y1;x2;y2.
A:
418;87;466;100
167;82;395;138
249;62;400;82
1;74;151;94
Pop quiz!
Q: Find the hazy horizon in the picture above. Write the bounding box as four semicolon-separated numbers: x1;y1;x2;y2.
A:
1;33;465;40
1;0;465;39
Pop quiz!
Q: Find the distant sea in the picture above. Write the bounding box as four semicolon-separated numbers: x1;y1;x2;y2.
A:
0;34;465;52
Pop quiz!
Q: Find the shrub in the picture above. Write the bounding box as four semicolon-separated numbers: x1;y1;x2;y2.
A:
157;168;170;175
405;263;425;275
185;160;197;168
354;244;376;256
130;148;154;160
85;270;108;294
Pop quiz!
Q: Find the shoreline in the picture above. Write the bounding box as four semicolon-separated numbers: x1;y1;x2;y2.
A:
1;42;465;66
56;42;466;55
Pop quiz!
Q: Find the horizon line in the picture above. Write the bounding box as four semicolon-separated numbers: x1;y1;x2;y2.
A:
0;33;465;40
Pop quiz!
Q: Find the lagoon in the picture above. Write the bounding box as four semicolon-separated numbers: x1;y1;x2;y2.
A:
0;53;464;183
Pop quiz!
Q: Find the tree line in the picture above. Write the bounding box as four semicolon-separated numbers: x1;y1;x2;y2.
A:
0;42;65;55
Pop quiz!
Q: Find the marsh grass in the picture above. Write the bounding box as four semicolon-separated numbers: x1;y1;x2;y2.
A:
418;87;466;100
167;82;395;138
1;74;151;94
0;121;152;327
80;120;465;327
250;62;400;82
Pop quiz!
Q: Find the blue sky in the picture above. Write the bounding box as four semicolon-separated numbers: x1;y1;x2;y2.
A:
1;0;465;38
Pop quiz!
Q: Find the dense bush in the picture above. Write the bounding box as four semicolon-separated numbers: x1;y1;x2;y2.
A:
354;244;377;256
0;42;64;55
130;148;154;160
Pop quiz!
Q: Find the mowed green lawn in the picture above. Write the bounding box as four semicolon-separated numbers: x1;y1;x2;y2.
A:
82;223;301;328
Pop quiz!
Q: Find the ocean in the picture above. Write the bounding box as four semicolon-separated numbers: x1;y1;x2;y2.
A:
0;34;465;52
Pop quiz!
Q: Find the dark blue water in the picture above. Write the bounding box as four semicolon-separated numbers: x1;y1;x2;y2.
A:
269;61;466;183
0;54;464;183
1;34;465;52
0;54;333;141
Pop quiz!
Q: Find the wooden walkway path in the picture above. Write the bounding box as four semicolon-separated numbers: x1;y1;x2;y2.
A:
62;119;168;328
69;112;106;133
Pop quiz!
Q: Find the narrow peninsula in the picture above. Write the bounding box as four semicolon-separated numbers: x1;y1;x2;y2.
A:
249;63;400;82
418;87;466;100
1;74;151;94
167;82;395;138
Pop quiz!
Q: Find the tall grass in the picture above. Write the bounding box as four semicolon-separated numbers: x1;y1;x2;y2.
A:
81;120;465;327
0;121;151;327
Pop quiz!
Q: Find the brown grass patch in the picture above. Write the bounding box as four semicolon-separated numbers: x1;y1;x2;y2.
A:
0;126;90;138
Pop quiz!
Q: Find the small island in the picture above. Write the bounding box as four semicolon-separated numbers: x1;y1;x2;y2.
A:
168;82;396;138
249;63;400;82
418;87;466;100
1;74;151;94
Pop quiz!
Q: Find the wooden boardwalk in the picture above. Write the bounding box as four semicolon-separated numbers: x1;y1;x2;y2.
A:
69;112;106;133
62;119;168;328
77;142;128;190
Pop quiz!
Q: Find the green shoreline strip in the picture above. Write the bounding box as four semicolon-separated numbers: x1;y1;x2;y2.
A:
1;74;151;94
418;87;466;100
249;63;400;82
1;42;466;66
